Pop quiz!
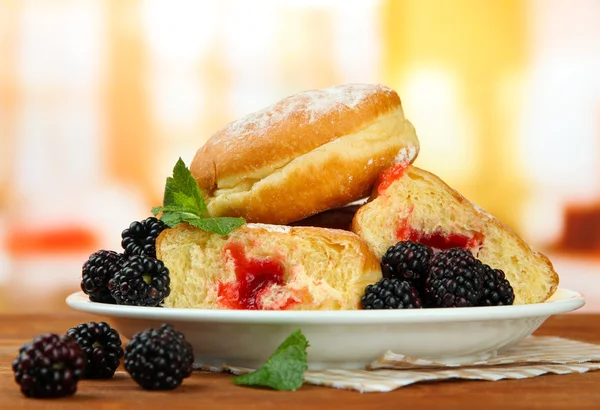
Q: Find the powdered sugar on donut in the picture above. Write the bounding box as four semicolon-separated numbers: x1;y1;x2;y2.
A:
213;84;395;147
394;145;418;165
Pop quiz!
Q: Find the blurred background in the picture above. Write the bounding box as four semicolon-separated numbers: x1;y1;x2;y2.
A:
0;0;598;313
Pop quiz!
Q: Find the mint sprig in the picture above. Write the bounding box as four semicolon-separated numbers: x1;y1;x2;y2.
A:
233;329;309;391
152;157;246;235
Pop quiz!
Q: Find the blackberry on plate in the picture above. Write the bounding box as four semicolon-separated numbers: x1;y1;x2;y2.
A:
380;241;433;288
424;248;484;308
361;278;422;309
124;324;193;390
121;216;167;258
12;333;86;398
108;255;170;306
67;322;124;379
479;265;515;306
81;250;124;304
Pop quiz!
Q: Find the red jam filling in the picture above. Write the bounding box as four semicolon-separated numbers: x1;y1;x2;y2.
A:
397;218;484;251
377;162;409;194
217;243;296;310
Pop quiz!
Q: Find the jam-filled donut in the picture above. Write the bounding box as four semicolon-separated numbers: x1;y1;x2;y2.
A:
351;164;559;305
190;83;420;225
156;223;381;310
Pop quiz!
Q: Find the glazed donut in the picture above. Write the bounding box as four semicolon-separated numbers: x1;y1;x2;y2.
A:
156;223;382;310
190;83;420;225
351;164;559;305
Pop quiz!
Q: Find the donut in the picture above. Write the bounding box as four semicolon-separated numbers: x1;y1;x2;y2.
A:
351;164;559;305
156;223;381;310
190;83;420;225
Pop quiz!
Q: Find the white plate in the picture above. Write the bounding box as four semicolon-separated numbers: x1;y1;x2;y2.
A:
66;288;585;370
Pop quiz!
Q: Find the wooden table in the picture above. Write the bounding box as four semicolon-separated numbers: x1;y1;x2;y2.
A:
1;313;599;409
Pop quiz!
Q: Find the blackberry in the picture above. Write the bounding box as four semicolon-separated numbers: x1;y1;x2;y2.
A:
124;324;194;390
479;265;515;306
81;250;124;303
67;322;124;379
108;255;170;306
381;241;433;288
425;248;484;308
121;216;167;258
361;278;422;309
12;333;86;398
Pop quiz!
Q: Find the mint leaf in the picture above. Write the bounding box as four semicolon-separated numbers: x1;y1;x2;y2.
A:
157;211;200;228
163;157;207;216
151;206;164;216
187;217;246;236
233;329;309;391
172;192;200;212
152;205;196;215
153;158;246;235
158;211;245;235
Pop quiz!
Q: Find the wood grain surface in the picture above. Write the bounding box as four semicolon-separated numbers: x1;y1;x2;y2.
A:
1;313;599;409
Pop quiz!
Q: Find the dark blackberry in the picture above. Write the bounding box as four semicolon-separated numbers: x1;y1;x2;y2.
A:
12;333;86;398
67;322;124;379
424;248;484;308
479;265;515;306
381;241;433;289
108;255;170;306
81;250;124;303
124;324;194;390
121;216;167;258
361;278;422;309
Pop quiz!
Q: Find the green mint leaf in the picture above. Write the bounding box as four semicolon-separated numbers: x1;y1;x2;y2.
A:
152;205;197;216
186;217;246;236
153;158;246;235
162;157;207;216
157;211;199;228
159;211;245;235
233;329;309;391
172;192;201;212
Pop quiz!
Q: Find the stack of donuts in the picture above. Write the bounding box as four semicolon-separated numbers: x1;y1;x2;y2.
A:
156;84;558;310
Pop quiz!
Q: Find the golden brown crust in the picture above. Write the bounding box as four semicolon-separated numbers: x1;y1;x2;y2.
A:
190;84;420;225
208;132;415;224
533;252;559;299
192;84;401;189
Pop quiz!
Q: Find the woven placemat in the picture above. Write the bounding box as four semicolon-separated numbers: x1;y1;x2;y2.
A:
198;336;600;393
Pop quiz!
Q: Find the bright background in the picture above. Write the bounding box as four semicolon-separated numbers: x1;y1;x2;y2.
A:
0;0;599;312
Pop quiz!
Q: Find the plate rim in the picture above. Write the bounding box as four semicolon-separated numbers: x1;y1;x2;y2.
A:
65;287;585;325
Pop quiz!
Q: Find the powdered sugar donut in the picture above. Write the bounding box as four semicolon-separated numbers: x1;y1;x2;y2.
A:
191;83;420;224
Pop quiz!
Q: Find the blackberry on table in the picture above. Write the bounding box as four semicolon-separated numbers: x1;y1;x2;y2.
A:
361;278;422;309
124;324;194;390
12;333;87;398
67;322;124;379
108;255;170;306
479;265;515;306
121;216;167;258
424;248;484;308
81;250;124;304
381;241;433;289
